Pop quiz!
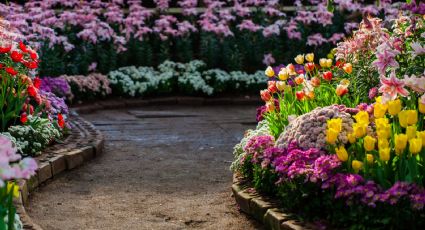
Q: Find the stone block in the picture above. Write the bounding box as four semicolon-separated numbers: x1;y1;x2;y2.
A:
49;155;67;176
250;197;275;222
234;189;253;214
80;146;95;161
65;149;84;170
264;208;290;230
37;162;52;184
281;220;309;230
27;174;39;193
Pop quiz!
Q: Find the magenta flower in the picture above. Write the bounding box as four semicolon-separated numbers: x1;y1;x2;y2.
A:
379;70;409;102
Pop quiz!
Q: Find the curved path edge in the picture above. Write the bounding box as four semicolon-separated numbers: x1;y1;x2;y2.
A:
232;174;317;230
15;115;105;230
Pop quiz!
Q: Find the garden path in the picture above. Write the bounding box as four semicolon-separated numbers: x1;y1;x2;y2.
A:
27;105;262;230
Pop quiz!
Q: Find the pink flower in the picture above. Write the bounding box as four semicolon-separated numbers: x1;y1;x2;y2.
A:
373;42;400;75
411;42;425;57
263;53;275;66
379;70;409;102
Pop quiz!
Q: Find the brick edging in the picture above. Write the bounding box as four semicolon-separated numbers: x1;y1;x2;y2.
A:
72;96;262;114
232;174;315;230
15;114;105;230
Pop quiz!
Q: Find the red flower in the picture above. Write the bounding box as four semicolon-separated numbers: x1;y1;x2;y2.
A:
260;89;272;102
267;81;278;94
304;63;315;72
19;41;28;53
0;63;3;69
20;113;28;124
323;71;333;81
27;86;38;97
33;77;41;89
25;61;38;69
335;60;345;68
30;51;38;60
58;113;65;129
296;91;305;100
0;46;11;53
11;51;23;62
5;67;17;76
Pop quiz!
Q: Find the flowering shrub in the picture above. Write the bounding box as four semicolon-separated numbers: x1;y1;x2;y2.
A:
108;60;267;97
63;73;112;102
0;1;402;76
40;77;73;100
233;13;425;228
0;135;37;229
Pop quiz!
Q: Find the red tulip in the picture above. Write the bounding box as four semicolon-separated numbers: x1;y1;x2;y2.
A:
336;85;349;97
33;77;41;89
304;63;315;72
19;41;28;53
323;71;333;81
20;113;28;124
27;86;37;97
30;51;38;60
296;91;305;100
25;61;38;69
0;46;11;53
311;77;321;87
11;51;23;62
5;67;17;76
58;113;65;128
260;89;272;102
267;81;278;94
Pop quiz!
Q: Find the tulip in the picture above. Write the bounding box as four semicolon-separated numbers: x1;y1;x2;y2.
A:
398;110;418;128
276;81;286;91
325;59;333;68
295;75;304;85
260;90;272;101
0;45;12;54
395;134;408;155
294;54;304;64
377;127;391;140
278;68;289;80
417;131;425;147
354;111;369;125
306;91;315;99
265;101;275;112
322;71;333;81
343;63;353;74
286;64;296;75
268;81;278;93
20;113;28;124
326;128;339;144
419;101;425;114
378;138;389;149
409;138;422;154
348;133;356;144
364;135;376;151
388;99;402;116
305;53;314;62
335;146;348;162
340;79;350;86
304;63;315;72
406;125;417;140
353;123;367;138
379;148;390;161
336;84;348;97
295;91;305;100
327;118;342;133
265;66;275;77
373;102;388;119
311;77;320;87
319;58;327;68
366;154;374;164
352;160;363;173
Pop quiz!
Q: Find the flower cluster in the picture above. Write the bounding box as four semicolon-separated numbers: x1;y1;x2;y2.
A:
63;73;112;102
40;77;73;100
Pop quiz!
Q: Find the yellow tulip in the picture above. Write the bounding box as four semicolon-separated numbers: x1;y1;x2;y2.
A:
417;131;425;147
265;66;275;77
375;118;389;128
278;68;289;80
325;59;333;68
319;58;327;68
294;54;304;64
327;118;342;133
409;138;422;154
347;132;356;144
419;101;425;114
406;125;417;140
353;123;367;138
375;96;383;103
327;53;334;59
398;110;417;128
388;99;402;116
354;111;369;124
398;110;409;128
7;182;20;198
379;148;391;161
305;53;314;62
364;135;376;151
343;63;353;74
377;126;391;140
395;134;408;155
352;160;363;173
326;128;339;144
374;102;388;118
335;146;348;162
378;138;389;149
276;81;286;91
366;154;374;165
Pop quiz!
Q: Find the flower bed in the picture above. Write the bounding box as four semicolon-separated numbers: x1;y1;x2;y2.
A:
232;13;425;229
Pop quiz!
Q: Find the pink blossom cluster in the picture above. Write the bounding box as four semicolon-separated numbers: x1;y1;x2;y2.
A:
63;73;112;98
0;135;37;187
0;0;400;53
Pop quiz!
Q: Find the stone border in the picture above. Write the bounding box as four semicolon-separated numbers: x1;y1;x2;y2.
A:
72;96;262;114
232;174;316;230
15;114;104;230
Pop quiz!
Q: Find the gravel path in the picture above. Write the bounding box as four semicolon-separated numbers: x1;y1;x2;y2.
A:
27;105;262;230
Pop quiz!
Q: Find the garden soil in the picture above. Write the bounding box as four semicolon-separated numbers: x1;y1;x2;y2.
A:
27;105;263;230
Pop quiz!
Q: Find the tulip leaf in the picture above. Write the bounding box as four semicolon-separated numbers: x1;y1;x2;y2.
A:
327;0;335;12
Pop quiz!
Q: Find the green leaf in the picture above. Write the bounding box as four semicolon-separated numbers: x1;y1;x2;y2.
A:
327;0;335;12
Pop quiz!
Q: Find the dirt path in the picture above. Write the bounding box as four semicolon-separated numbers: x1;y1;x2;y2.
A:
27;105;262;230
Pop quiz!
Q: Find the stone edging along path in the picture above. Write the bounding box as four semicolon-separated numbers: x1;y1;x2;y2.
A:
15;96;262;230
232;174;316;230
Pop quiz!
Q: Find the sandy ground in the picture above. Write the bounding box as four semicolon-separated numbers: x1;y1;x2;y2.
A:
27;105;263;230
